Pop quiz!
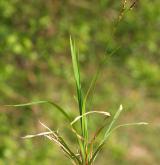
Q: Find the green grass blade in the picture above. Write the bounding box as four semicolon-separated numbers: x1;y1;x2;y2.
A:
102;104;123;141
70;36;83;116
5;100;71;122
5;100;47;107
89;104;123;164
70;36;87;161
82;67;100;143
58;135;81;164
87;47;120;111
89;105;148;164
107;122;148;137
71;111;110;125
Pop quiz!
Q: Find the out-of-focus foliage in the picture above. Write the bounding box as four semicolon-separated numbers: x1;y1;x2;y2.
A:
0;0;160;164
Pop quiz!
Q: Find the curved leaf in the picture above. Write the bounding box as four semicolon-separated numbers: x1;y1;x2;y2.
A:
5;100;71;122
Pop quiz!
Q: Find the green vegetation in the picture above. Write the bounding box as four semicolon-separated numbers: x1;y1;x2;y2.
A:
6;37;147;165
0;0;159;164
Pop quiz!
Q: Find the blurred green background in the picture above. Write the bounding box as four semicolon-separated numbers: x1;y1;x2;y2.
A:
0;0;160;164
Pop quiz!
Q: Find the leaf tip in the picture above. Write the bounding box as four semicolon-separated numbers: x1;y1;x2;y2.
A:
119;104;123;111
139;122;148;125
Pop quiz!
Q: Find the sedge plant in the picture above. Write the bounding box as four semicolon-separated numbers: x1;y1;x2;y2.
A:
6;1;147;164
6;38;148;164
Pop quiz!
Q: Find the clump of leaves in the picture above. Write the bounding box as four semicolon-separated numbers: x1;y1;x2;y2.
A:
6;1;147;164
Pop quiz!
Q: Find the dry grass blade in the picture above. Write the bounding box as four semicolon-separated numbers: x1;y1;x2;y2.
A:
39;121;81;164
71;111;110;125
39;120;52;132
70;126;85;141
22;121;81;164
45;134;75;162
22;132;53;139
